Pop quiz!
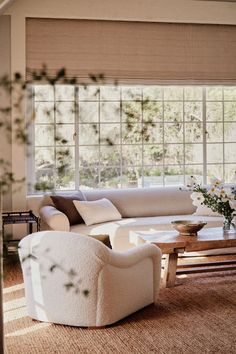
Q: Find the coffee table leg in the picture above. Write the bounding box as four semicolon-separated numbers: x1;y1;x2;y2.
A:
163;253;178;288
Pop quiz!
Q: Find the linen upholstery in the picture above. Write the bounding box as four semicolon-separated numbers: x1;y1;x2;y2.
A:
39;206;70;232
28;186;232;257
28;187;195;219
73;198;121;226
70;214;223;251
84;187;195;217
19;231;161;327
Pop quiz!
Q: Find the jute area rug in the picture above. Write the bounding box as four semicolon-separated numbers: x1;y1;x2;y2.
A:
3;261;236;354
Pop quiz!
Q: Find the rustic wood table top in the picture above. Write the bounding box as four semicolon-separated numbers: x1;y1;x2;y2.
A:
130;227;236;254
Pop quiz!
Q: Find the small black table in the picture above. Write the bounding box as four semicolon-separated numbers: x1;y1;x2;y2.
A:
2;210;40;256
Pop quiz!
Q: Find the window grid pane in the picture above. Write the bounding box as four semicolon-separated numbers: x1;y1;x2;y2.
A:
29;84;236;192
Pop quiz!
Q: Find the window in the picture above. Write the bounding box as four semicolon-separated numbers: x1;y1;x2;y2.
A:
28;85;236;193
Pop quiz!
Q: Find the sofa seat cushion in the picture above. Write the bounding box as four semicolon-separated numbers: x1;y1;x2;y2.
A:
70;214;223;252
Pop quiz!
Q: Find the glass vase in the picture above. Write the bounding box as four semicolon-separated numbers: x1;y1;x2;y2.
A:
223;215;236;233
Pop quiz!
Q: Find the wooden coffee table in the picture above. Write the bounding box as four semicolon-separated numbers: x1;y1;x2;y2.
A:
130;227;236;288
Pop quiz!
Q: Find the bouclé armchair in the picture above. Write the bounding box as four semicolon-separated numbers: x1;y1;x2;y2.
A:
19;231;162;327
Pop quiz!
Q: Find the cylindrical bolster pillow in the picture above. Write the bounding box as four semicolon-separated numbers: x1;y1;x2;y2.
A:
39;206;70;232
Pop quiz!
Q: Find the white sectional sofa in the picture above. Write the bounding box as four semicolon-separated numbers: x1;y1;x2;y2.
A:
27;186;224;253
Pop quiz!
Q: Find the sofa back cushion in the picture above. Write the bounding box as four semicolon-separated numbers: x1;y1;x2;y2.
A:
28;186;196;220
83;187;195;218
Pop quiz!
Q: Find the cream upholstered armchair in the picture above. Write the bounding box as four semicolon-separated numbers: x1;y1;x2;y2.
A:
19;231;162;327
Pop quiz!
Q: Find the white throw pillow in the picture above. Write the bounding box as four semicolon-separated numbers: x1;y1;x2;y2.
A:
73;198;122;226
193;204;220;217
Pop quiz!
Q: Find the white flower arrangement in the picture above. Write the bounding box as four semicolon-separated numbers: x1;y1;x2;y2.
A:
186;176;236;230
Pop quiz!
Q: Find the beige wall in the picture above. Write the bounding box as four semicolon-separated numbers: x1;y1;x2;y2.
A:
2;0;236;218
0;15;12;211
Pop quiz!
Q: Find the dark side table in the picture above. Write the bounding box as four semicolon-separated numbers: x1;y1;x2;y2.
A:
2;210;40;256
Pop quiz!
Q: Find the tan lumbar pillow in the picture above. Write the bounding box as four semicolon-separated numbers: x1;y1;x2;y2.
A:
73;198;122;226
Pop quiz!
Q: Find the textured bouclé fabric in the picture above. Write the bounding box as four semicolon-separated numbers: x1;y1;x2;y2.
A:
19;231;161;327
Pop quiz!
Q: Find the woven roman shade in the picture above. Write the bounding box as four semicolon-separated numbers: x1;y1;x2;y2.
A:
26;18;236;84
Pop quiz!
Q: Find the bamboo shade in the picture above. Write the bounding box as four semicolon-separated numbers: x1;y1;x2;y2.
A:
26;18;236;84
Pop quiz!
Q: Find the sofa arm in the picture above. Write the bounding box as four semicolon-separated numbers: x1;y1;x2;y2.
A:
39;206;70;232
109;244;162;268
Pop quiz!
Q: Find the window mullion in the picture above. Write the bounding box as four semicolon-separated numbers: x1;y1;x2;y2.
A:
120;87;123;188
141;87;144;187
27;85;36;194
53;85;57;190
31;84;236;192
183;88;186;186
75;85;79;190
98;87;101;187
222;87;225;181
203;87;207;185
162;87;165;186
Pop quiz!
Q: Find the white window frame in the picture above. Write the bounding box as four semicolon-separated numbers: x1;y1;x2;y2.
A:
27;85;236;194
